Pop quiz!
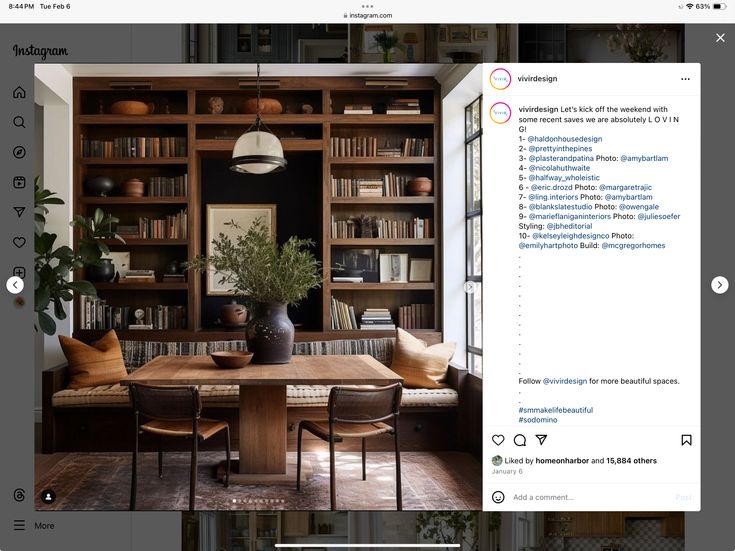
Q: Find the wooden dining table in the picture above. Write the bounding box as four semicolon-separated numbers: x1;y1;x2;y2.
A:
121;354;402;484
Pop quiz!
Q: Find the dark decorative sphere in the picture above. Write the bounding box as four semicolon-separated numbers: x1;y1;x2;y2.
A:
84;176;115;197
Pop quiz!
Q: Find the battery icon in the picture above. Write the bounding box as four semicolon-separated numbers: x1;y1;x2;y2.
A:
713;2;726;8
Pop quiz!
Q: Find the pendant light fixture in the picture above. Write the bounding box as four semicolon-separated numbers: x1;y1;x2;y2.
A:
229;63;287;174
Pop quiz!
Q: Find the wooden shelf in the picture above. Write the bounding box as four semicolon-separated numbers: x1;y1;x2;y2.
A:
330;282;435;291
78;115;191;125
329;157;434;165
80;196;188;205
193;114;325;125
93;282;188;291
80;157;188;165
330;196;434;204
196;138;322;152
329;114;437;124
106;238;189;246
330;238;435;246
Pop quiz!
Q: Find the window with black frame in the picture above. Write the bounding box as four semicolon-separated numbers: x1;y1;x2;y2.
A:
465;96;482;376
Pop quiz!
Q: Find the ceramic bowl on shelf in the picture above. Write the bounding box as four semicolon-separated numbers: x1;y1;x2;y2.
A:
240;97;283;114
109;100;155;115
210;351;254;369
121;178;146;197
408;177;433;196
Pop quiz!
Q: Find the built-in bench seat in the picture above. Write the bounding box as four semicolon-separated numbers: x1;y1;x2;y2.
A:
52;384;459;408
42;337;466;454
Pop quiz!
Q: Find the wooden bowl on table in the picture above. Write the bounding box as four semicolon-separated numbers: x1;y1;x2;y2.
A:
210;351;254;369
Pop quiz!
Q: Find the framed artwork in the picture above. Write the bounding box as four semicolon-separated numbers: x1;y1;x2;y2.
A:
205;204;276;295
449;25;471;43
379;253;409;283
438;26;448;43
409;258;433;282
472;27;490;41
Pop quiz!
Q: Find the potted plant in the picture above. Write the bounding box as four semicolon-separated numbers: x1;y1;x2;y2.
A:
373;31;405;63
34;178;124;335
417;512;480;551
607;24;669;62
187;217;321;364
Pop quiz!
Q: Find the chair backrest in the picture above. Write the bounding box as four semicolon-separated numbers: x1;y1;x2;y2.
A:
328;383;402;424
129;383;201;422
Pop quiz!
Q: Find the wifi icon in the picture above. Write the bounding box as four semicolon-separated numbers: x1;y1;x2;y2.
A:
686;2;694;7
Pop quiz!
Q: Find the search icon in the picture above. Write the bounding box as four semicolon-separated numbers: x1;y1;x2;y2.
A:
13;116;25;128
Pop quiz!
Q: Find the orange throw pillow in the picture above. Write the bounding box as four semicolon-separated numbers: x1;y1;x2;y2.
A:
390;328;456;389
58;330;128;389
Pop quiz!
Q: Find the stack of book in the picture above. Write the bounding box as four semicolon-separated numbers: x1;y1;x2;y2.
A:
81;136;187;158
377;146;402;158
119;269;156;284
330;297;359;330
330;173;408;197
343;104;373;115
137;209;188;239
332;275;364;283
401;137;433;156
116;224;140;239
148;175;188;197
330;136;379;157
129;305;187;330
398;303;434;329
162;273;186;283
387;98;421;115
360;308;395;331
79;297;129;330
331;216;433;239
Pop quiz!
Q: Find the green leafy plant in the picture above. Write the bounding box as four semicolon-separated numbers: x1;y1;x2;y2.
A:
187;217;321;306
417;512;480;551
373;31;404;62
34;178;124;335
607;24;669;62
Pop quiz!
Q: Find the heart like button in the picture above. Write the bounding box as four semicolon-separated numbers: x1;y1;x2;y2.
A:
492;434;505;446
13;236;26;248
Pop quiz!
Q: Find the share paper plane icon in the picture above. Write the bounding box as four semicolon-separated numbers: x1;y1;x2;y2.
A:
13;207;25;217
536;434;548;445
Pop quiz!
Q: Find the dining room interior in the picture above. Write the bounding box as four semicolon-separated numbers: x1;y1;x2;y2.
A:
33;61;485;511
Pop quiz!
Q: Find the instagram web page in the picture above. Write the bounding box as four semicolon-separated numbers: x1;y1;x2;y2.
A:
0;2;732;551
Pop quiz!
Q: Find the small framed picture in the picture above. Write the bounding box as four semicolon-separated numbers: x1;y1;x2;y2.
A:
379;253;409;283
438;26;448;43
449;25;471;43
105;251;131;278
409;258;433;282
472;27;490;41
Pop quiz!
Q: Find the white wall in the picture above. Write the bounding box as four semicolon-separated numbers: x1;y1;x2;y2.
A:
34;64;74;420
439;64;483;369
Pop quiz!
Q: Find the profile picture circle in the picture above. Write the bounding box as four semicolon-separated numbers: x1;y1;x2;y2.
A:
492;455;503;466
489;68;511;90
489;102;512;124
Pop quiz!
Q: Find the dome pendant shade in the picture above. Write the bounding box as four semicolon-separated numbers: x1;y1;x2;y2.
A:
229;128;287;174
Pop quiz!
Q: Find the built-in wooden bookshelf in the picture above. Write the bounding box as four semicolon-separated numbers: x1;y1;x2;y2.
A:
72;76;441;341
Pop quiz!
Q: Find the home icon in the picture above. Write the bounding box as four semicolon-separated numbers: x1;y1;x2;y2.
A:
13;86;26;99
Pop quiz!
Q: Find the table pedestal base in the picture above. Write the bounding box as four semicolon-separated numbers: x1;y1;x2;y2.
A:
217;458;313;486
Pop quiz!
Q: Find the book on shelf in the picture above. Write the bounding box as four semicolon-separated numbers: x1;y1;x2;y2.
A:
331;215;432;239
119;269;156;284
162;274;186;281
330;297;359;330
343;104;373;115
330;136;378;157
360;308;396;330
81;136;187;158
398;303;435;330
79;298;185;330
148;174;188;197
136;210;188;239
332;276;364;283
386;99;421;115
330;173;409;197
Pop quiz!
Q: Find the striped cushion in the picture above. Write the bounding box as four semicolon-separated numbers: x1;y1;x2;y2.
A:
59;330;128;389
52;384;458;408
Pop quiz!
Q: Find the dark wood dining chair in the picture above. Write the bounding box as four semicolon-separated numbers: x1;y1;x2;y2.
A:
129;383;230;511
296;382;403;510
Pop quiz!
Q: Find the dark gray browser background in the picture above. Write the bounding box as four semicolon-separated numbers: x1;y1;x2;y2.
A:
0;22;731;551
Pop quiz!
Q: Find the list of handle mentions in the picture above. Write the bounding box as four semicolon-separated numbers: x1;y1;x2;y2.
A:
482;64;701;511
